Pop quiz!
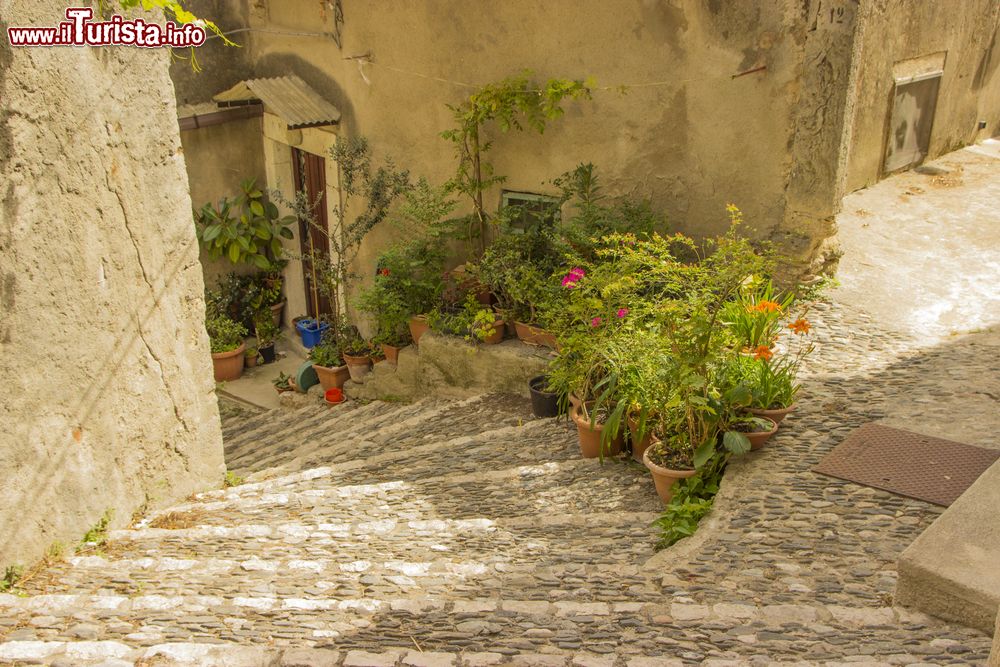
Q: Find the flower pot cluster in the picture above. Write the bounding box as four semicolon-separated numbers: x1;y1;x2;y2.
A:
205;271;287;382
519;213;816;507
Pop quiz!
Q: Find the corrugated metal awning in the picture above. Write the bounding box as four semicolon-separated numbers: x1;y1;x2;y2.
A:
213;75;341;128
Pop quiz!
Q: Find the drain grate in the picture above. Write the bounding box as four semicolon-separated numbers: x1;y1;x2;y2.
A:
813;423;1000;506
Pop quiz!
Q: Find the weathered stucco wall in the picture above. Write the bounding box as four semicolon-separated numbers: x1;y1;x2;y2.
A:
844;0;1000;192
181;118;267;288
0;2;226;570
175;0;859;293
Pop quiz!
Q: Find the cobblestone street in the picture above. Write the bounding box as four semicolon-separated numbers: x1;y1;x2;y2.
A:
1;144;998;665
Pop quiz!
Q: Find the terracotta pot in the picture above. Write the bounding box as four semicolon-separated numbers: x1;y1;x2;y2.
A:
514;321;558;349
627;415;654;464
749;404;796;425
288;377;299;393
745;417;779;451
479;320;505;345
211;342;246;382
571;404;623;459
409;315;430;345
381;343;403;364
244;351;259;369
343;352;372;382
643;447;697;504
313;363;350;391
568;392;583;412
270;300;285;328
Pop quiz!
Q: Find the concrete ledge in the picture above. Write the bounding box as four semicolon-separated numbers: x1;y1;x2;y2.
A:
990;611;999;666
344;332;553;401
895;458;1000;634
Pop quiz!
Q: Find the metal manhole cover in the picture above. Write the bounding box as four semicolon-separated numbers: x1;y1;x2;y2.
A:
813;423;1000;506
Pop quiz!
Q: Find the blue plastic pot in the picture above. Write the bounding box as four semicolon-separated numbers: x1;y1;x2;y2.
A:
295;318;329;348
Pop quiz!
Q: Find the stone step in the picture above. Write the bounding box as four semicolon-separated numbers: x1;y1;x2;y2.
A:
22;550;662;604
225;399;441;473
0;596;933;663
140;457;659;533
97;511;661;567
234;395;534;477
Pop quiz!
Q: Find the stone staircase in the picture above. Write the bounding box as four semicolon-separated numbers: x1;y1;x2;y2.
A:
0;393;994;665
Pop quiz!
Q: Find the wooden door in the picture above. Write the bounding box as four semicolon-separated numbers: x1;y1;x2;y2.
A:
292;148;331;318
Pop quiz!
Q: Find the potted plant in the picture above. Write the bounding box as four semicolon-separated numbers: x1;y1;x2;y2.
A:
726;415;779;451
310;335;350;391
244;345;259;369
341;330;373;382
528;375;563;418
571;401;624;459
272;372;293;394
253;314;282;364
427;295;502;345
207;314;248;382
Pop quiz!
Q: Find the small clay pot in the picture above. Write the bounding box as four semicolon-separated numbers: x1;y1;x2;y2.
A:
749;404;796;425
343;353;372;382
643;447;697;504
409;315;430;345
244;351;259;369
211;342;246;382
745;417;779;451
479;320;505;345
571;404;623;459
381;343;403;364
313;363;350;391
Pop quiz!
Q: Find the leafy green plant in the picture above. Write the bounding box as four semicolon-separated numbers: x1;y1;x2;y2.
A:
310;338;343;369
253;314;281;348
195;179;295;270
427;295;497;343
553;163;661;251
441;71;592;254
653;454;727;548
720;278;794;351
206;315;247;353
223;471;244;488
272;372;292;390
0;565;22;593
81;509;113;547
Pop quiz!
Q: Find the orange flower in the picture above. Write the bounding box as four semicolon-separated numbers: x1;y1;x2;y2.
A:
751;300;782;313
789;318;812;335
752;345;774;361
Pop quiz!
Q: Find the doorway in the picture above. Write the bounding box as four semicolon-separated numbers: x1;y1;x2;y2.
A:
292;147;331;318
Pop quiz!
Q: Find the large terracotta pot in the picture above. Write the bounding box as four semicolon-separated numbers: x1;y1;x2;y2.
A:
643;447;697;504
514;321;558;349
409;315;430;345
212;343;246;382
745;417;779;451
749;404;795;425
571;404;623;459
313;363;350;391
627;415;654;464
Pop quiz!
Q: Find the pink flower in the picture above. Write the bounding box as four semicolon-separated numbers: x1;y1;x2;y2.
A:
616;308;629;318
590;316;602;327
561;275;578;288
570;267;586;278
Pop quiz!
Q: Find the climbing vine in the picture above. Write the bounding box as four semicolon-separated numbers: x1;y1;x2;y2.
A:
441;70;593;255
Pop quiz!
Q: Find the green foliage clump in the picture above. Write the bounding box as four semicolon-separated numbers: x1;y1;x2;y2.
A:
653;454;727;548
205;314;247;354
81;509;114;547
195;179;295;271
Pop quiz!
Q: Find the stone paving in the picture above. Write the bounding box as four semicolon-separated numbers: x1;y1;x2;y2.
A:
0;296;996;665
3;143;1000;665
